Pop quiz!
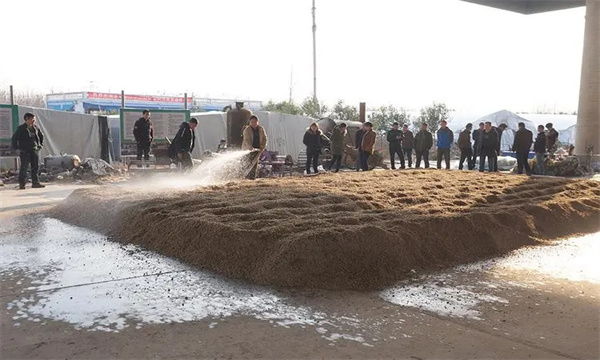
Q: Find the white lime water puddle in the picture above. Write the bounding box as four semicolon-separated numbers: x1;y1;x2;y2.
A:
382;233;600;319
0;217;374;346
474;233;600;284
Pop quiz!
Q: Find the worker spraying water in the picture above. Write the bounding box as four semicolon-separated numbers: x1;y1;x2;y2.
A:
162;111;267;183
241;115;268;180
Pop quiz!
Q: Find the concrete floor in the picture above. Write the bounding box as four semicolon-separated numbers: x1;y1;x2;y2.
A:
0;183;96;218
0;184;598;359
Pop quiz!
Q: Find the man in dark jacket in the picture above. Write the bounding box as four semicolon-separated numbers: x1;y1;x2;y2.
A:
168;118;198;169
479;122;498;172
12;112;45;189
328;123;347;172
534;125;547;175
303;123;329;174
512;122;533;175
387;122;404;170
401;124;414;168
472;122;484;159
414;123;433;169
436;120;454;170
354;125;366;171
133;109;154;161
457;123;473;170
490;123;508;172
545;123;559;154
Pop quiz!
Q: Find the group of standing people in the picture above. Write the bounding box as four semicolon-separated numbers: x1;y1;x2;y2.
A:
511;122;559;176
303;119;561;176
386;121;456;171
456;121;559;175
386;123;415;169
302;121;377;174
458;122;507;172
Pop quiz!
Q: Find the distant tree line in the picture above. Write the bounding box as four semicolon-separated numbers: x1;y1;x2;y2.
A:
0;89;45;108
262;97;360;121
265;98;452;134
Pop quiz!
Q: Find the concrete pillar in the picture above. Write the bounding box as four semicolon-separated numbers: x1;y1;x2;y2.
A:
575;0;600;156
359;102;366;123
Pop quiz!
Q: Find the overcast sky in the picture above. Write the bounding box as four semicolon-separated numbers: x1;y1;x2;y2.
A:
0;0;586;114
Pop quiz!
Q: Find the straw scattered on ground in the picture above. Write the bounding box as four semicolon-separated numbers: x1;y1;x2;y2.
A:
50;170;600;290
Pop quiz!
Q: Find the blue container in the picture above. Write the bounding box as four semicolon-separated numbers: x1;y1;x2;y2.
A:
501;151;535;159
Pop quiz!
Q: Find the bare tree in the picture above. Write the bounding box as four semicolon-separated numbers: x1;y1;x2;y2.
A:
0;89;46;108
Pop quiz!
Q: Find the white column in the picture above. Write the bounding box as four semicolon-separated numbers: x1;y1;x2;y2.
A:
575;0;600;156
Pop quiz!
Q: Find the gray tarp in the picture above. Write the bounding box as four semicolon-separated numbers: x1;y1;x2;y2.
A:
108;115;121;161
110;111;315;161
190;112;228;158
18;106;102;159
190;111;314;161
254;111;314;161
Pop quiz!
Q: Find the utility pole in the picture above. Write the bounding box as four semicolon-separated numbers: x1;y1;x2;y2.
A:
312;0;317;102
289;66;294;103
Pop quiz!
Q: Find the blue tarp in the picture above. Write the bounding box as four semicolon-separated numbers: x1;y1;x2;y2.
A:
501;151;536;159
47;101;75;111
82;101;183;111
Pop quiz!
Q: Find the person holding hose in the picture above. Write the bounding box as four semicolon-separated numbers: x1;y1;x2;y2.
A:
242;115;268;180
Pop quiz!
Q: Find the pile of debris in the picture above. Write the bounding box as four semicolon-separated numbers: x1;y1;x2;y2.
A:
514;149;593;177
1;155;128;186
51;158;128;183
545;155;591;177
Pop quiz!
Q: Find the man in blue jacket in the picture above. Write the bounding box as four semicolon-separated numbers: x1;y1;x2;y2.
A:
436;120;454;170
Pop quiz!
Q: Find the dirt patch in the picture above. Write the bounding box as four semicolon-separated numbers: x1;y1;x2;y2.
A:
50;171;600;290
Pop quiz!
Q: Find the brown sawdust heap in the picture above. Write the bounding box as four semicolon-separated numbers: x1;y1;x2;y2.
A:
50;171;600;290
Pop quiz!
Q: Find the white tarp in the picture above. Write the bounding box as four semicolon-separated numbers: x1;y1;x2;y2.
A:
18;106;101;159
453;110;536;152
559;124;576;146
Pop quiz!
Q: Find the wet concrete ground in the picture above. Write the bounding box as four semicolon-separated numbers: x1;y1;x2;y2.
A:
1;184;599;358
0;183;96;218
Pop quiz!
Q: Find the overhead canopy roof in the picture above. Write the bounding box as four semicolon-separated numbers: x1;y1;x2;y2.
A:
461;0;585;14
